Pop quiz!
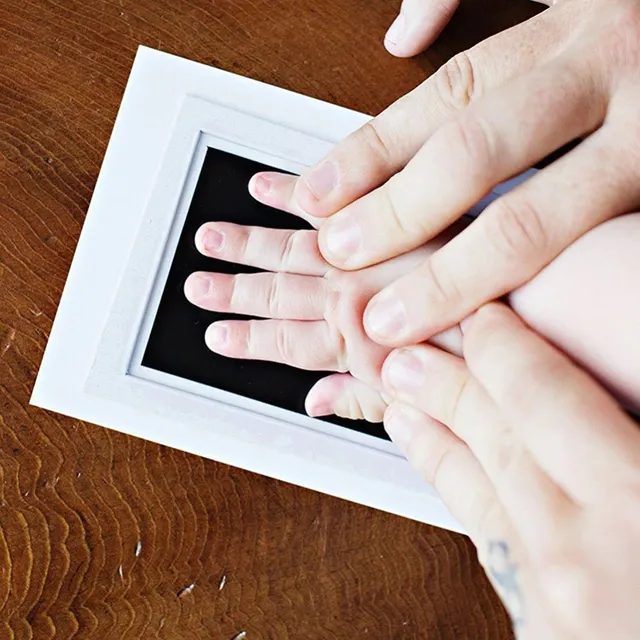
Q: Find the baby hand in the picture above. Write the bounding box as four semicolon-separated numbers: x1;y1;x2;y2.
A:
184;207;461;421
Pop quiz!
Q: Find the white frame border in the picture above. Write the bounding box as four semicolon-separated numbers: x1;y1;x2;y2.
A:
32;47;464;532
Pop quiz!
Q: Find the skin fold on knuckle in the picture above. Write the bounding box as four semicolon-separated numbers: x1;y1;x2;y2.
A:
442;365;473;429
378;180;424;243
323;275;381;380
275;323;298;365
329;325;349;373
420;256;466;322
483;429;526;484
339;382;385;422
228;274;245;312
343;392;366;421
266;273;283;317
434;114;498;187
406;430;450;484
242;224;264;262
278;231;298;270
243;320;258;358
483;194;553;269
357;120;396;176
434;50;479;113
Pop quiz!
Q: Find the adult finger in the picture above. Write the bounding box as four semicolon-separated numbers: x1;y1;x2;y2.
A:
363;123;640;344
305;374;387;422
463;303;640;502
382;344;574;547
205;319;346;372
184;271;327;320
195;222;328;276
318;55;607;271
291;8;567;217
386;407;536;631
385;403;515;548
384;0;460;58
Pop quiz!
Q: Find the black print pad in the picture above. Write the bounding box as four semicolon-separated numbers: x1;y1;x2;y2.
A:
142;147;389;440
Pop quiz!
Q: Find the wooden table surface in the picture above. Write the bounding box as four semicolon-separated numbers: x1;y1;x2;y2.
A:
0;1;541;637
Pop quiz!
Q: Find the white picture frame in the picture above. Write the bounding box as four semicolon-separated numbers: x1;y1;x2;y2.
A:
32;46;533;532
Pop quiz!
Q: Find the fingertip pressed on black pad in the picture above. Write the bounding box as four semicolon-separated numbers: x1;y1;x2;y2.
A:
142;147;388;440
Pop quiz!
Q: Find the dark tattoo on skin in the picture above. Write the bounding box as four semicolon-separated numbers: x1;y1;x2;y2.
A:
487;540;525;629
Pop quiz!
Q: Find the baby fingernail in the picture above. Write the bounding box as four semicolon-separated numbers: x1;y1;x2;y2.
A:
252;174;273;197
205;323;229;350
323;218;362;260
203;229;224;253
303;160;337;199
306;396;333;418
185;274;211;299
384;405;414;454
365;294;407;340
385;13;406;46
384;350;424;397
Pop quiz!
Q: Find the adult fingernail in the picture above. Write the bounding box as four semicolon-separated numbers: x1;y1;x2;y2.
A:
384;405;414;454
323;218;362;260
383;350;424;397
252;174;272;197
385;13;406;46
205;323;229;350
365;294;406;340
203;229;224;253
185;274;211;299
303;161;337;199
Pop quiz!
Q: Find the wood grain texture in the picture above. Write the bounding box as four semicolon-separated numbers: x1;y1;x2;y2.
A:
0;0;541;637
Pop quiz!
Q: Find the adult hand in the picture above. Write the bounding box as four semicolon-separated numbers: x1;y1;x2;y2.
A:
251;0;640;347
381;303;640;639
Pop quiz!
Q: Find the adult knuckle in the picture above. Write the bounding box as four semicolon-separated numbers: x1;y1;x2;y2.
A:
356;120;394;171
446;369;472;429
423;257;465;310
436;51;478;112
443;116;495;174
415;438;455;487
484;430;524;482
379;181;417;238
485;195;551;264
